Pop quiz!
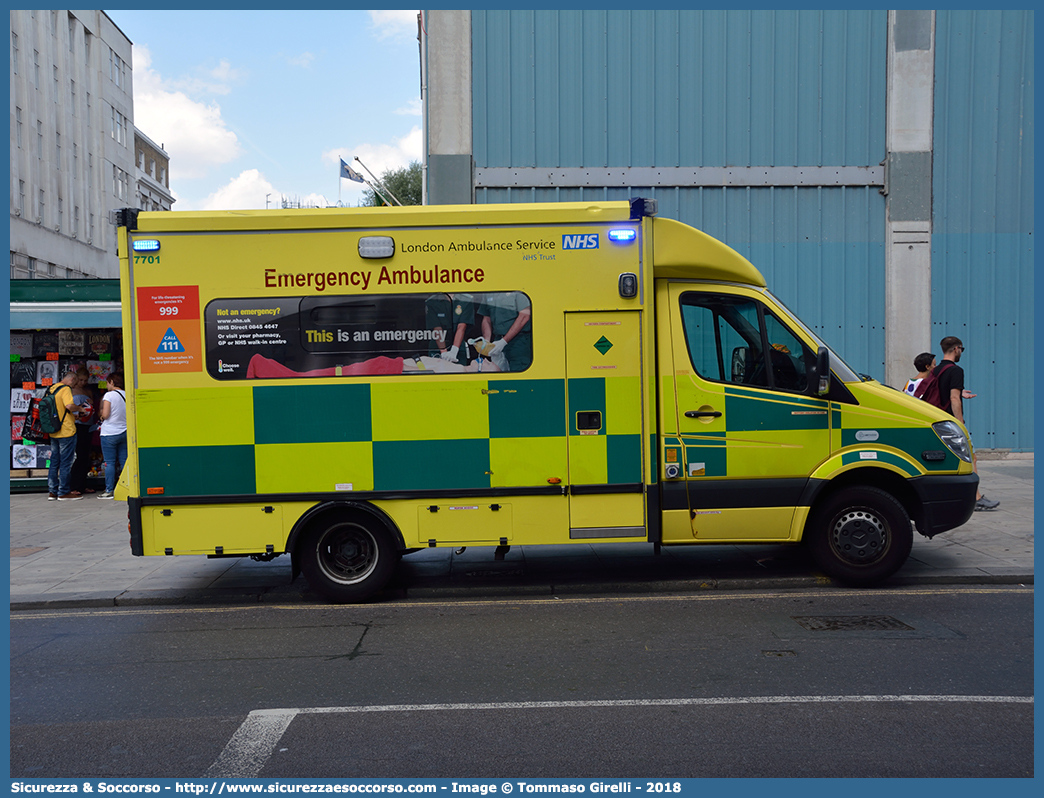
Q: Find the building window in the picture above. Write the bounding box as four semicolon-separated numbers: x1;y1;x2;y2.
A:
57;197;63;231
38;190;45;223
112;166;131;200
70;79;76;114
110;107;127;145
109;49;125;88
148;158;155;177
15;107;22;148
56;131;61;168
86;92;91;124
11;32;18;74
27;257;37;278
90;213;95;242
84;32;90;65
19;181;26;216
54;65;59;103
138;150;144;168
73;142;78;175
34;50;40;87
37;120;43;161
159;166;166;185
50;10;57;36
47;261;56;278
88;153;93;188
68;16;75;51
74;206;79;237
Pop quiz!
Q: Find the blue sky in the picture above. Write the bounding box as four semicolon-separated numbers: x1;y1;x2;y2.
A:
107;9;421;211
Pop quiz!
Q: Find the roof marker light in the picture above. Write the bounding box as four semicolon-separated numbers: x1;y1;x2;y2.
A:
132;239;160;252
359;235;395;259
608;229;637;242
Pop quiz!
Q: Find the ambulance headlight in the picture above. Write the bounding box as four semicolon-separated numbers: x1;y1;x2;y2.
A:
358;236;395;258
932;420;973;463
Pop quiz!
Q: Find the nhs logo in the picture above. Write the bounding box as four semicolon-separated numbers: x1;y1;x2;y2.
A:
562;233;599;250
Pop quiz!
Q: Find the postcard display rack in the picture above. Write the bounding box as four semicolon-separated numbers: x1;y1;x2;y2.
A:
10;329;123;485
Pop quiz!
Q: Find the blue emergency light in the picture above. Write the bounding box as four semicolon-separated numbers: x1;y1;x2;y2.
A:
608;229;637;242
132;239;161;252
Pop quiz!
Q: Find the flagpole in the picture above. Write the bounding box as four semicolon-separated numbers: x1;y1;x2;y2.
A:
355;157;403;206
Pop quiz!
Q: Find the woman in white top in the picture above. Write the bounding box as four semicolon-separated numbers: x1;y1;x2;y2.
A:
97;372;128;499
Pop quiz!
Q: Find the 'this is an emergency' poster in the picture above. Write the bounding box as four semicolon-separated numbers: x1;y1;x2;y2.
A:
136;286;202;373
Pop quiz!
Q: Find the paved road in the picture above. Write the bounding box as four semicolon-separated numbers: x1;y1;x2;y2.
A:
10;585;1034;778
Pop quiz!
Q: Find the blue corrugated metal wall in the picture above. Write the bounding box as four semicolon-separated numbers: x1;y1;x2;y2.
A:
473;10;889;377
933;11;1033;451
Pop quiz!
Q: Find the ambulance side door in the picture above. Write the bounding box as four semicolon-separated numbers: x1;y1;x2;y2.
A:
665;283;829;541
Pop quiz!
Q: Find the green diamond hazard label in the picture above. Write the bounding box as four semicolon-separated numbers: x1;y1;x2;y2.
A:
594;336;614;355
158;328;185;353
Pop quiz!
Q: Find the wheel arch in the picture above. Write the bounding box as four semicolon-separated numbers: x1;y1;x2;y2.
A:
288;500;406;559
805;466;921;537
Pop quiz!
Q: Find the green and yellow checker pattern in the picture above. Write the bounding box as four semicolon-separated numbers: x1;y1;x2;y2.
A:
133;376;647;498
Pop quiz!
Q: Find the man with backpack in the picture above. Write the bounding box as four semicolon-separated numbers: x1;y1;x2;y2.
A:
918;336;999;511
44;369;87;501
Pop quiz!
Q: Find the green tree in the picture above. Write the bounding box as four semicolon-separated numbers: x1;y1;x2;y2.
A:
361;161;422;206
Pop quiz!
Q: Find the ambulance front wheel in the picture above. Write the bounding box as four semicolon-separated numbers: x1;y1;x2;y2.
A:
299;513;397;603
807;486;913;587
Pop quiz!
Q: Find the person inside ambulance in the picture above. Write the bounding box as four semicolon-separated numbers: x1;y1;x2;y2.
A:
425;292;479;366
476;291;532;372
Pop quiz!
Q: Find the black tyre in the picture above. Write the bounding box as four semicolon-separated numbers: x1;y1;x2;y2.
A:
298;512;397;603
807;486;913;587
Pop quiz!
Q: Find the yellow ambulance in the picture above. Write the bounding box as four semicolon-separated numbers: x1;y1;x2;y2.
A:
113;199;977;601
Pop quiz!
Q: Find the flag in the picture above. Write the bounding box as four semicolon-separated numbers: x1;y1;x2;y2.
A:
340;158;364;183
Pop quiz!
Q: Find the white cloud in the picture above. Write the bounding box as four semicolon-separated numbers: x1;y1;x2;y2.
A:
322;126;422;184
394;97;422;116
132;45;241;180
369;10;419;40
189;171;335;212
284;52;316;68
198;169;275;211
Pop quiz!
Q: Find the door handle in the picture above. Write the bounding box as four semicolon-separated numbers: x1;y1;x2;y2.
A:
684;410;722;418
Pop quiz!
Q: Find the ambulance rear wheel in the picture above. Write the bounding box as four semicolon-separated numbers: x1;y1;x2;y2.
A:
299;513;397;603
808;487;912;587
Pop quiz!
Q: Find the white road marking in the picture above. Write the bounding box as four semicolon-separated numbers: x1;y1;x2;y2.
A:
204;709;298;779
207;695;1033;777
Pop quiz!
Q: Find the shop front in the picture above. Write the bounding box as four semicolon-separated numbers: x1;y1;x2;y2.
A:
10;280;123;493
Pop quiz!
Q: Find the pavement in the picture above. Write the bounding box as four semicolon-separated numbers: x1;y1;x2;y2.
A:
8;458;1033;610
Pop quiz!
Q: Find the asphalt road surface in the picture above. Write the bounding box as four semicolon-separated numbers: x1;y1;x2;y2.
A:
10;585;1033;778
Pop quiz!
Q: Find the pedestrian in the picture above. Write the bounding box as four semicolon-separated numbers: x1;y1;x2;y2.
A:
97;372;128;499
904;352;935;395
935;336;999;511
46;369;87;501
69;368;97;494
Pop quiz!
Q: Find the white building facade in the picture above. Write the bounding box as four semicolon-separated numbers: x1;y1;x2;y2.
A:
10;9;136;279
134;127;174;212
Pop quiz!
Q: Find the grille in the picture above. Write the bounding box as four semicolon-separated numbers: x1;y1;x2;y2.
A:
790;615;915;632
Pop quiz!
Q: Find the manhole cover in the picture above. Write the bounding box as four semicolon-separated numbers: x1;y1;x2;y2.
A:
790;615;915;632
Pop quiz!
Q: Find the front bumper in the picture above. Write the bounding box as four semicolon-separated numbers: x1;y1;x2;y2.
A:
909;473;979;538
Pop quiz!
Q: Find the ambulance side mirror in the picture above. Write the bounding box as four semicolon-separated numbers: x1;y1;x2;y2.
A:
815;346;831;396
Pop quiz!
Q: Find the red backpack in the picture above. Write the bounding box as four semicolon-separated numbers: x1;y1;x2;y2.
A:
913;361;955;409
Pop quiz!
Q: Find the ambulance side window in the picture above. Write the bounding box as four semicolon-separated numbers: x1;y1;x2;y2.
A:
679;293;768;387
764;310;814;393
